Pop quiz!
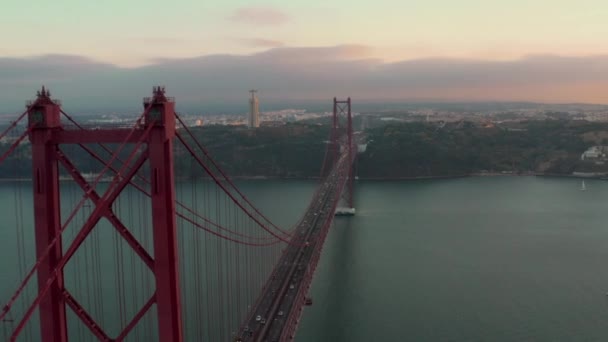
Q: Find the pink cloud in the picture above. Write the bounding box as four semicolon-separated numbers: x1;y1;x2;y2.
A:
236;38;285;48
229;7;289;26
6;50;608;108
129;37;188;45
254;45;376;64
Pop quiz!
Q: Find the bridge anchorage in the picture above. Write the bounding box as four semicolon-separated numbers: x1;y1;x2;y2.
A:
0;87;358;342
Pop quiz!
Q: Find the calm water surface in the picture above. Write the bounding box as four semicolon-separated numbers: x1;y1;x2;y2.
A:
298;176;608;341
2;177;608;341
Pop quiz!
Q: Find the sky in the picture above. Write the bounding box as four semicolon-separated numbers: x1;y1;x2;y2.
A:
2;0;608;110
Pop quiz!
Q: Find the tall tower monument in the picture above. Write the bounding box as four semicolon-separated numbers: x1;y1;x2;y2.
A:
248;89;260;128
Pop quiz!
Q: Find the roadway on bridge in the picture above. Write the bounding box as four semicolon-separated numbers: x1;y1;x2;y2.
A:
238;153;349;342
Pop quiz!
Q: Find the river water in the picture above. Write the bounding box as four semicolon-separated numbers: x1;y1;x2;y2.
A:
298;176;608;342
2;177;608;341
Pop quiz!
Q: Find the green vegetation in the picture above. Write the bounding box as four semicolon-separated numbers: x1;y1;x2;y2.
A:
2;120;608;180
175;124;329;178
360;120;607;178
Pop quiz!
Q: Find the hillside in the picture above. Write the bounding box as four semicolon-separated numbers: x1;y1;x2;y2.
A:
1;120;607;179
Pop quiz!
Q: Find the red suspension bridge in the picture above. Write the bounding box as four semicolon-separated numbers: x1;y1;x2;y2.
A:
0;87;358;342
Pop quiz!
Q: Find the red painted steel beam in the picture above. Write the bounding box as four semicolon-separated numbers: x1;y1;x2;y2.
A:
55;149;155;270
28;89;68;342
0;109;28;142
11;149;150;340
51;129;146;144
146;97;183;342
332;98;339;170
114;294;156;341
347;97;354;208
71;135;270;243
8;88;186;342
62;290;111;341
0;127;31;165
330;97;356;209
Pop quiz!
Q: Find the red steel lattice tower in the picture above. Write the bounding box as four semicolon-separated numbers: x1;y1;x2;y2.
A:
29;86;68;342
26;86;183;342
331;97;355;211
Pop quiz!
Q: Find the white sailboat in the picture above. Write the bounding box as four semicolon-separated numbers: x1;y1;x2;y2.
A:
581;180;586;191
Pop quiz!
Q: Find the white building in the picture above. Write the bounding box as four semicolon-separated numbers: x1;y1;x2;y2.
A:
248;90;260;128
581;146;606;160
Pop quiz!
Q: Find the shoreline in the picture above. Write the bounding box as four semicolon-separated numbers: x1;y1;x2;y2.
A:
534;173;608;180
0;173;606;182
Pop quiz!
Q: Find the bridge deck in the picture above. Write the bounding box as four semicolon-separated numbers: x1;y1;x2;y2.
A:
238;153;349;342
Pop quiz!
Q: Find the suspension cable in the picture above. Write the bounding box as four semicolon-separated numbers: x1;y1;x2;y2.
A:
175;113;293;238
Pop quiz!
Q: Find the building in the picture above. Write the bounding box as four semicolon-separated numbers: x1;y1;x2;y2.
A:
581;146;605;160
260;120;284;127
248;90;260;128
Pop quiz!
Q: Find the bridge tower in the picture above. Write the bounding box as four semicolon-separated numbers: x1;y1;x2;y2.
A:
28;86;68;342
331;97;356;216
24;86;184;342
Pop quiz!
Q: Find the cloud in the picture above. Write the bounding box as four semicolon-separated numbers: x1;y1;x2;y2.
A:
0;54;115;84
236;38;285;48
228;7;289;26
129;37;189;45
253;45;374;63
2;48;608;113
